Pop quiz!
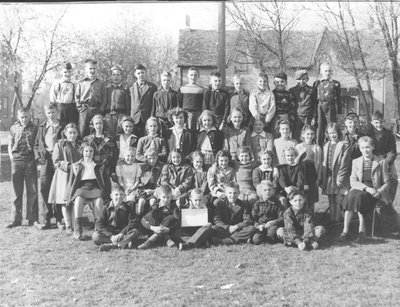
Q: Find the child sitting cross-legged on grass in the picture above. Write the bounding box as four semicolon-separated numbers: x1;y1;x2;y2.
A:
138;185;181;250
251;180;284;245
277;190;326;251
92;184;141;251
211;182;256;246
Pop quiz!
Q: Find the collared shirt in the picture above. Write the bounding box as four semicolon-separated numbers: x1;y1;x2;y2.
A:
249;88;276;122
50;81;75;104
75;77;106;109
9;121;38;157
171;126;183;149
81;161;97;180
44;121;61;153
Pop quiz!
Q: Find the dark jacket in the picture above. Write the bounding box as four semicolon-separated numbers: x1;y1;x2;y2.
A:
141;203;179;232
129;81;157;124
214;198;253;230
34;120;64;164
105;84;130;114
152;88;179;119
196;128;224;155
96;200;140;236
158;163;194;194
165;128;197;159
369;127;397;164
278;163;306;193
202;87;230;123
283;206;314;245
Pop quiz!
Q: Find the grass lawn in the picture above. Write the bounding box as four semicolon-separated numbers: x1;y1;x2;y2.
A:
1;167;400;306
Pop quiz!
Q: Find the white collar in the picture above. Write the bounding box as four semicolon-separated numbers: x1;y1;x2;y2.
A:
251;131;267;137
200;126;217;132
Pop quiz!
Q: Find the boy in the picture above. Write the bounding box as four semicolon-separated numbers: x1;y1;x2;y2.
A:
7;106;39;228
138;185;180;249
105;65;130;138
178;189;214;251
202;71;230;130
313;62;342;146
92;185;141;251
34;103;64;230
75;59;107;137
129;64;157;138
343;112;364;160
271;72;297;138
289;69;316;141
252;180;284;244
369;110;398;204
277;190;325;251
273;120;297;165
152;71;179;136
116;147;140;203
49;62;78;125
229;74;250;126
211;182;256;245
249;72;275;127
178;67;204;130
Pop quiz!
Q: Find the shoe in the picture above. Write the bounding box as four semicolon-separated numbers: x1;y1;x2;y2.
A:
356;231;367;243
57;222;65;230
99;243;119;252
73;231;83;241
65;226;73;235
246;238;253;244
166;239;176;248
34;221;51;230
28;220;37;226
179;242;194;251
210;237;223;246
6;220;22;228
311;241;319;250
337;232;349;242
127;242;135;249
138;234;158;250
221;238;235;245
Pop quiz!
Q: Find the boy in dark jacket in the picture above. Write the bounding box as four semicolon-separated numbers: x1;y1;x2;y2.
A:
92;185;141;251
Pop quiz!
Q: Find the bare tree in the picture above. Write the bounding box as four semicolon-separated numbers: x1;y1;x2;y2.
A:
227;0;298;72
373;1;400;118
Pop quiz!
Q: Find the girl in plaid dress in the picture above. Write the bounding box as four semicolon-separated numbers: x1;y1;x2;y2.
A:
207;150;236;200
196;110;224;170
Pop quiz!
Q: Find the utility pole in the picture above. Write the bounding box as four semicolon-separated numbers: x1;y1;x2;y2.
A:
218;1;226;87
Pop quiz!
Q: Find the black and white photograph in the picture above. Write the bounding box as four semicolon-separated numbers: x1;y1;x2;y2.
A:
1;1;400;305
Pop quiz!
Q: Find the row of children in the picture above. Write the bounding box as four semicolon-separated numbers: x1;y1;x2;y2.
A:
7;97;396;246
51;59;340;146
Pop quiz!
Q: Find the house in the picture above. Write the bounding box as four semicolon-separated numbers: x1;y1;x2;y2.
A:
177;25;395;125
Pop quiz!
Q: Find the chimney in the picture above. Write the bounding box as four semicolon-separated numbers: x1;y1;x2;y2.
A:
185;15;190;30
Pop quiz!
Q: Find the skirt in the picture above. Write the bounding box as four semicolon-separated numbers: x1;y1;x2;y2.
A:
48;168;71;205
343;189;376;216
73;180;102;200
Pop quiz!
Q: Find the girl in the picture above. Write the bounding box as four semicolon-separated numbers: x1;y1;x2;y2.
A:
339;136;389;242
196;110;224;169
191;150;208;193
83;114;118;199
68;142;106;240
48;123;81;234
278;147;308;201
223;108;251;161
116;115;138;159
273;119;298;165
252;149;279;190
116;147;140;203
250;118;274;161
165;108;196;160
158;149;194;206
136;117;168;163
295;125;322;211
235;146;259;206
321;122;351;222
207;150;236;199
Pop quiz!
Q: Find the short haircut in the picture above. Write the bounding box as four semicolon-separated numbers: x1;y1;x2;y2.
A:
198;110;217;128
44;103;59;111
232;74;243;81
326;122;343;140
215;150;232;163
145;148;158;157
110;65;123;73
251;117;265;126
288;189;305;200
17;106;30;114
278;119;290;128
191;150;205;161
134;64;146;71
155;185;172;197
161;71;172;78
168;107;188;124
284;146;298;157
124;146;136;154
111;184;125;193
80;141;95;154
90;114;104;125
63;122;79;136
119;115;134;128
258;72;268;80
237;146;253;160
256;180;275;197
371;110;384;121
358;135;374;147
188;67;200;75
230;107;244;119
224;181;239;191
320;62;331;68
145;117;160;134
210;71;222;78
345;112;359;121
259;149;274;163
84;59;97;65
189;188;204;199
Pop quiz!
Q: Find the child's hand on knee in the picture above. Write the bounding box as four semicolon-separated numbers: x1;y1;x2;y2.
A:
298;241;306;251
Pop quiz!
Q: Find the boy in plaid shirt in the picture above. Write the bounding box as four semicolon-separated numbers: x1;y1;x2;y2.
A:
7;107;39;228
